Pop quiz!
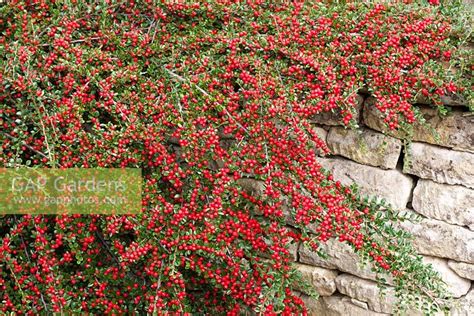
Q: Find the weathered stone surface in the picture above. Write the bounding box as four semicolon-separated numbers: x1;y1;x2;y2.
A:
332;259;470;305
289;242;298;261
422;256;471;298
293;263;338;296
415;93;469;108
451;288;474;316
321;295;389;316
440;93;470;107
312;94;364;126
327;127;402;169
404;143;474;188
363;98;474;153
296;293;325;316
302;274;472;316
335;274;396;313
334;265;470;312
298;293;390;316
448;260;474;280
299;239;393;285
350;298;369;310
236;178;265;197
318;157;413;209
412;180;474;229
397;211;474;263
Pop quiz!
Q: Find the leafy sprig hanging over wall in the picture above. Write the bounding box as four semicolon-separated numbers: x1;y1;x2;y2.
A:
0;0;471;314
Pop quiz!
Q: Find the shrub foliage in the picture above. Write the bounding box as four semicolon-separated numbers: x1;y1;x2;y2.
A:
0;0;469;314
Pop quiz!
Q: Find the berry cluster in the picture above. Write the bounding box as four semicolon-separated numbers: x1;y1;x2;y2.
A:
0;0;465;314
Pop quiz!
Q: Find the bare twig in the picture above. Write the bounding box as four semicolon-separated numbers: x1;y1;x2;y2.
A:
40;37;103;47
94;230;143;282
2;132;48;159
151;20;160;44
33;101;55;166
151;260;164;315
94;230;121;266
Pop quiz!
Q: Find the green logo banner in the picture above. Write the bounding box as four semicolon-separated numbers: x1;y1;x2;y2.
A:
0;168;142;214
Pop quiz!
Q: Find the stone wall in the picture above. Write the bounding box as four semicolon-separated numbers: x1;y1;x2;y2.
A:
294;95;474;315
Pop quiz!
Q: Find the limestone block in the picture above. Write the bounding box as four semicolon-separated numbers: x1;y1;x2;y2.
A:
448;260;474;280
414;92;470;107
293;263;338;296
321;295;389;316
318;157;413;209
299;239;393;285
404;143;474;188
440;94;470;107
350;298;369;310
335;260;470;313
327;127;402;169
451;288;474;316
422;256;471;298
412;180;474;229
236;178;265;197
397;211;474;263
298;293;390;316
335;274;396;313
289;242;298;262
363;98;474;153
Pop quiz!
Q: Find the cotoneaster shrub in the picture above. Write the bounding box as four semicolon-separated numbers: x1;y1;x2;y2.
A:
0;0;471;314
